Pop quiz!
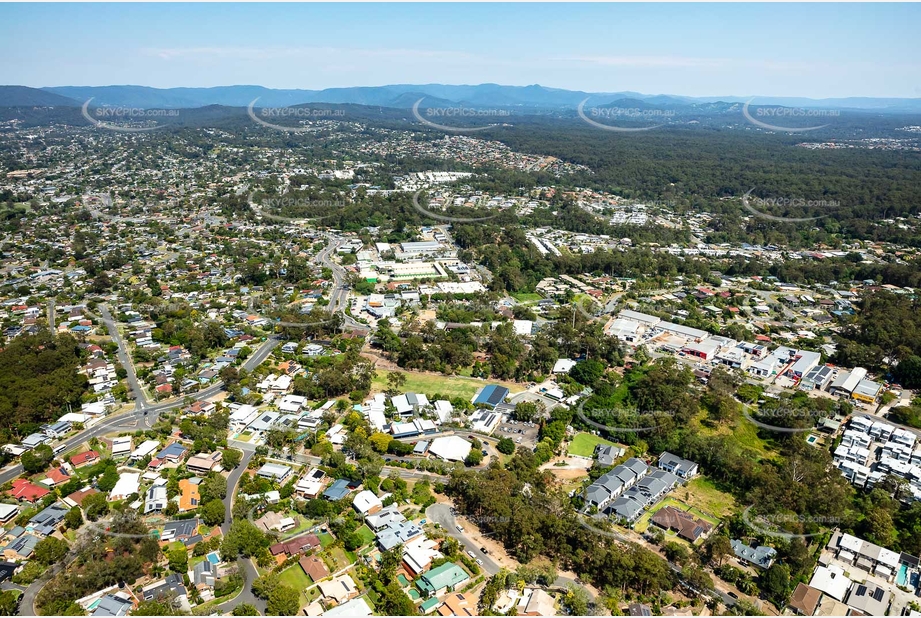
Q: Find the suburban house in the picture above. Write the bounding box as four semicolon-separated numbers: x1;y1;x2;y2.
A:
178;478;201;512
595;444;626;467
318;574;359;604
70;450;100;468
299;554;330;581
650;506;713;542
731;539;777;569
657;452;699;479
352;490;383;515
269;534;321;557
417;561;469;597
186;451;223;475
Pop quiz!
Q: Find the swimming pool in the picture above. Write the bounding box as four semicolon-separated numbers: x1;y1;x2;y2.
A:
206;551;220;565
897;563;908;586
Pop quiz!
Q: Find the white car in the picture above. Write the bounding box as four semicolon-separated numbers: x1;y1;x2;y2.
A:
467;550;476;559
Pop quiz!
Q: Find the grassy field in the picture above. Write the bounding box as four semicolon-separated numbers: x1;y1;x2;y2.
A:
511;292;543;303
675;477;738;518
633;496;721;534
567;432;620;458
277;564;313;608
371;369;522;401
356;524;376;545
318;532;334;548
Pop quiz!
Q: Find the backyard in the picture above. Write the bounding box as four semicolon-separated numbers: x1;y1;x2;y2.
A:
567;432;621;458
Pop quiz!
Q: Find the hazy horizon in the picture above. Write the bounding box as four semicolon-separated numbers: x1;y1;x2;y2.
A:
2;3;919;99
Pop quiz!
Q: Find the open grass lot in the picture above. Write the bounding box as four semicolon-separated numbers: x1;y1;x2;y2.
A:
633;496;721;534
676;476;738;519
356;524;376;545
371;369;522;401
318;532;334;548
511;292;543;303
278;563;312;589
567;432;620;458
325;545;353;571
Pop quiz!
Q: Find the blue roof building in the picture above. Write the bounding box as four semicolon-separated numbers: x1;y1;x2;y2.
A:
472;384;510;408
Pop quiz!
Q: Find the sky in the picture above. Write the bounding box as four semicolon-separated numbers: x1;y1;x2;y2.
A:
2;3;920;99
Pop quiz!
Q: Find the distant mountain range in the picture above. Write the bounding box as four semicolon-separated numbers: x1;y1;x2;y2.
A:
2;83;921;114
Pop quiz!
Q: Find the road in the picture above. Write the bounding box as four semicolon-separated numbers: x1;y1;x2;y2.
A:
47;299;55;331
214;445;266;614
315;236;365;330
98;304;150;412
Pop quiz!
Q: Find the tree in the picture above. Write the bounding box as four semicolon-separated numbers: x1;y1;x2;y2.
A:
761;563;791;607
251;573;278;600
370;431;392;453
133;600;182;616
266;584;299;615
168;548;189;573
199;473;227;504
385;371;407;395
82;492;110;521
496;437;515;455
201;499;226;526
570;359;605;387
231;604;259;616
465;449;483;467
64;506;83;530
33;536;68;565
0;590;19;616
97;466;120;493
222;448;242;469
703;534;732;566
21;444;54;474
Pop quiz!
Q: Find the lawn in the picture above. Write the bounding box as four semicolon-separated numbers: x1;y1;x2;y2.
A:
325;546;353;571
633;497;721;534
318;532;335;548
278;563;312;592
356;524;376;546
511;292;543;303
371;369;522;401
676;477;738;519
567;432;620;458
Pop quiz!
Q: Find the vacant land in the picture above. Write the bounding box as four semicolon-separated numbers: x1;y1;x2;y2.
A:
371;369;521;401
277;564;313;608
567;432;620;458
674;476;738;519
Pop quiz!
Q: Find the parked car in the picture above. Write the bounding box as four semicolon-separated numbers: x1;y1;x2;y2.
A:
467;550;476;559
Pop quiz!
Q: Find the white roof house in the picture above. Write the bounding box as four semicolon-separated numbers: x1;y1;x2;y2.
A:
109;472;141;501
552;358;578;374
111;436;132;457
428;436;472;462
130;440;160;460
433;400;454;424
352;490;383;515
810;565;851;601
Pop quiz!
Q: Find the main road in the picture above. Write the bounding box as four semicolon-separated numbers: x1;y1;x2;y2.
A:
315;235;365;330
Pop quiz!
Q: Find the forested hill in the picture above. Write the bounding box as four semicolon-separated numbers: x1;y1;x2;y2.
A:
0;330;88;441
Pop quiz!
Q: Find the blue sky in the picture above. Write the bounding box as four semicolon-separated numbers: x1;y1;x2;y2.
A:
2;3;919;98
